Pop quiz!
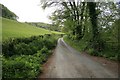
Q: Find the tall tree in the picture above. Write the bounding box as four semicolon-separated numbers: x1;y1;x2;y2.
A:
87;2;101;52
40;0;87;40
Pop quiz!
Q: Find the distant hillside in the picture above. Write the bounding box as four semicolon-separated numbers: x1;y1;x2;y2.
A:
0;4;18;20
26;22;52;30
2;18;64;41
26;22;60;32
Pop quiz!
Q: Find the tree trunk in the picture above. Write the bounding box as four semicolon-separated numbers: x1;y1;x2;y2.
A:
87;2;100;51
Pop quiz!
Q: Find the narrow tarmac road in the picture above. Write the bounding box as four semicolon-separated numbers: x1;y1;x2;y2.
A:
39;38;118;78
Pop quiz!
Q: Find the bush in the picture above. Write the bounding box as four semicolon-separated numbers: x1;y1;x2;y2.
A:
2;34;59;78
35;47;51;64
14;43;33;55
2;55;41;78
87;48;94;55
40;46;48;54
43;36;56;49
2;34;58;57
2;38;16;57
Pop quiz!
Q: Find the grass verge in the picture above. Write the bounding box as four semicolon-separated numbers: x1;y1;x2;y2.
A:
63;35;118;61
63;35;88;52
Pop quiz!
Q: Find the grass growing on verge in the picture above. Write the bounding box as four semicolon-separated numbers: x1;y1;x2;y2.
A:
63;35;88;52
64;35;118;61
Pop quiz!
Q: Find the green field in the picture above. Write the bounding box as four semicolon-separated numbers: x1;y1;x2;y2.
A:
2;18;64;41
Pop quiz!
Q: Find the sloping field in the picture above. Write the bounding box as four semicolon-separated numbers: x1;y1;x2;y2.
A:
2;18;64;41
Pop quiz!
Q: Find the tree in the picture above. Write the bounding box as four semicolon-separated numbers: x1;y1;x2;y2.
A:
0;4;18;20
87;2;102;53
40;0;87;39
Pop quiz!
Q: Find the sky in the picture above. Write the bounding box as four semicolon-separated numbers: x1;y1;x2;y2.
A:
0;0;55;23
0;0;119;23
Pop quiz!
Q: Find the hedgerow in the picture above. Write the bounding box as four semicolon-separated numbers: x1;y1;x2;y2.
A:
2;34;60;79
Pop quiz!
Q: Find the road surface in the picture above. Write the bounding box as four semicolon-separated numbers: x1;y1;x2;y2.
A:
39;38;118;78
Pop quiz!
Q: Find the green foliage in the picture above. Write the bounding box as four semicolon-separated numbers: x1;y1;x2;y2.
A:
64;2;119;61
64;33;118;61
41;46;48;54
87;48;100;56
64;35;88;52
87;48;94;55
14;43;33;55
41;0;119;61
0;4;18;20
3;55;41;78
2;35;58;57
2;34;59;78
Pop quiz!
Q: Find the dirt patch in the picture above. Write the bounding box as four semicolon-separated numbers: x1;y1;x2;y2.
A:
81;52;118;75
38;49;56;78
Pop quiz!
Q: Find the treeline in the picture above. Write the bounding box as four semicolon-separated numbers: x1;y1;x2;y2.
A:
0;4;18;20
26;22;51;30
26;22;61;32
41;1;120;60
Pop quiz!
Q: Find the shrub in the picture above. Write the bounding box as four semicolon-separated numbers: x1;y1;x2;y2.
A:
2;34;58;57
14;43;33;55
36;47;48;64
2;55;41;78
2;38;16;57
2;34;59;78
40;46;48;54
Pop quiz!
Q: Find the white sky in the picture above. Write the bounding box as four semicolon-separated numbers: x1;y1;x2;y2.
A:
0;0;119;23
0;0;55;23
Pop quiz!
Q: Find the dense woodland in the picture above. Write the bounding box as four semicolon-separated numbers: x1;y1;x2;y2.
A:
41;1;120;60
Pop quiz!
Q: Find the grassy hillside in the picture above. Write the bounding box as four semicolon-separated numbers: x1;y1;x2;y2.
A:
2;18;64;41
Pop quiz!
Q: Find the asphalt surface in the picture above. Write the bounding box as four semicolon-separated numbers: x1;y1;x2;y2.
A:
39;38;118;78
